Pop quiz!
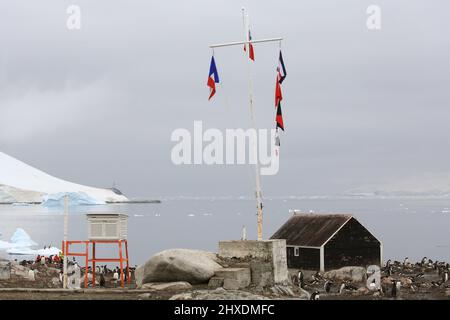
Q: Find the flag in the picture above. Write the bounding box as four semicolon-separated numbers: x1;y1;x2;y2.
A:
207;56;220;100
243;30;255;61
275;76;282;107
277;50;287;84
275;128;281;147
276;103;284;131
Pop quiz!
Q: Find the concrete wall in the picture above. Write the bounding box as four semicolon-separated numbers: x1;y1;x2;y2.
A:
218;240;288;285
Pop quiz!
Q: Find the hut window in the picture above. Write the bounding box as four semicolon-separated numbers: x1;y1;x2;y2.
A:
294;247;300;256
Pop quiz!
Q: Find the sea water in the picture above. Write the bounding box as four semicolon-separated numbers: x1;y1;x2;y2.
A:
0;197;449;265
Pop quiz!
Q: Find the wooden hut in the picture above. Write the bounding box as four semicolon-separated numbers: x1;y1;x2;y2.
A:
270;213;382;272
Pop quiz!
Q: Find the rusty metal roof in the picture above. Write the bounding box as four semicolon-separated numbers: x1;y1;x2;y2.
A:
270;213;353;247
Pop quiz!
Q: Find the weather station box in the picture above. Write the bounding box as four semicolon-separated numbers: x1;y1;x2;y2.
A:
86;213;128;241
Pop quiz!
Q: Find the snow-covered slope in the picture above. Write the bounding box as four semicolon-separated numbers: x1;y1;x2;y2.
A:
0;151;128;204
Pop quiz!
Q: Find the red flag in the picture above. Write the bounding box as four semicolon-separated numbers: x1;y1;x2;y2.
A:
243;30;255;61
275;77;282;107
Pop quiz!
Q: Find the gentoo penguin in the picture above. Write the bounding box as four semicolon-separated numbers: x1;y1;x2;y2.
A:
421;257;427;266
391;280;397;298
310;291;320;300
396;281;401;291
99;273;106;287
339;283;346;295
298;271;304;288
324;280;333;293
385;259;391;268
403;257;409;266
443;271;449;283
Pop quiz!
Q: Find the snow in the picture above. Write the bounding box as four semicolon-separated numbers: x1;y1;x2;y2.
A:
0;151;128;204
6;246;61;256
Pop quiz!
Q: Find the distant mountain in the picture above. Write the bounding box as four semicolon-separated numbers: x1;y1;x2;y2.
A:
345;176;450;198
0;151;128;204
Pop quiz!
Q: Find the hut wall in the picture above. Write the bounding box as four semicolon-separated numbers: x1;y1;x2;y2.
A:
324;218;380;270
287;246;320;270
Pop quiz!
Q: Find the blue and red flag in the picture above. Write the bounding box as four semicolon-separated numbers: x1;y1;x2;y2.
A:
207;56;220;100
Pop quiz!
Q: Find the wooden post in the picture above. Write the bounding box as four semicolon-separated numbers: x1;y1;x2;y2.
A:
84;242;89;288
125;240;131;284
118;240;124;288
92;242;96;288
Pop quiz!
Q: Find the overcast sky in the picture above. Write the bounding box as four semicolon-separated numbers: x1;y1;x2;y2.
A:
0;0;449;198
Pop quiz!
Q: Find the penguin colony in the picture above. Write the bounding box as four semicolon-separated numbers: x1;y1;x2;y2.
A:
290;257;450;299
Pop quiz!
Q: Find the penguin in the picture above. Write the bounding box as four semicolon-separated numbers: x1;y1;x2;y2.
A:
298;271;304;283
324;280;333;293
391;280;397;298
442;271;448;283
298;271;304;288
403;257;409;266
396;281;401;291
421;257;427;266
99;273;106;287
310;291;320;300
385;259;391;269
339;283;346;295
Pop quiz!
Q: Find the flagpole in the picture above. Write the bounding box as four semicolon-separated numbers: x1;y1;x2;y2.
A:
242;8;264;241
63;194;69;289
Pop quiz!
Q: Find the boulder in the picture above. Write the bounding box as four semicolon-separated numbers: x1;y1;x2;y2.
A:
324;267;367;283
140;281;192;291
136;249;223;286
0;260;10;280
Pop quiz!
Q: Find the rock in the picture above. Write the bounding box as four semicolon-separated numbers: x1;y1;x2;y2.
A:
11;264;30;278
208;277;224;288
169;293;193;300
28;269;35;281
446;289;450;297
136;249;223;286
400;277;413;288
51;277;61;286
138;293;152;300
324;267;367;283
355;287;369;295
140;281;192;291
271;285;295;297
381;276;394;286
0;261;11;280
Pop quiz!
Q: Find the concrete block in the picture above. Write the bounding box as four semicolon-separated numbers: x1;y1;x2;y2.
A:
218;240;288;286
223;278;240;290
250;261;274;287
214;268;251;288
208;277;224;288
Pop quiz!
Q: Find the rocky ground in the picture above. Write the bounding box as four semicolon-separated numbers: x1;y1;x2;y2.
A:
1;256;450;300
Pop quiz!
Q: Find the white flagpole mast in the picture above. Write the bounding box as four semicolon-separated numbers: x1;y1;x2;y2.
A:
242;8;264;241
63;194;69;289
209;8;282;241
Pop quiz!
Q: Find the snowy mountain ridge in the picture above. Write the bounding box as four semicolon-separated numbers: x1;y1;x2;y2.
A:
0;151;128;204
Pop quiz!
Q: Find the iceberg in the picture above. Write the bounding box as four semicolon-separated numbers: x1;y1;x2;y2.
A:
42;192;106;207
0;151;128;204
0;228;38;250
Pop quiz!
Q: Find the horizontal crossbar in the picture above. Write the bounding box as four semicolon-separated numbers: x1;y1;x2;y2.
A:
209;37;283;48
